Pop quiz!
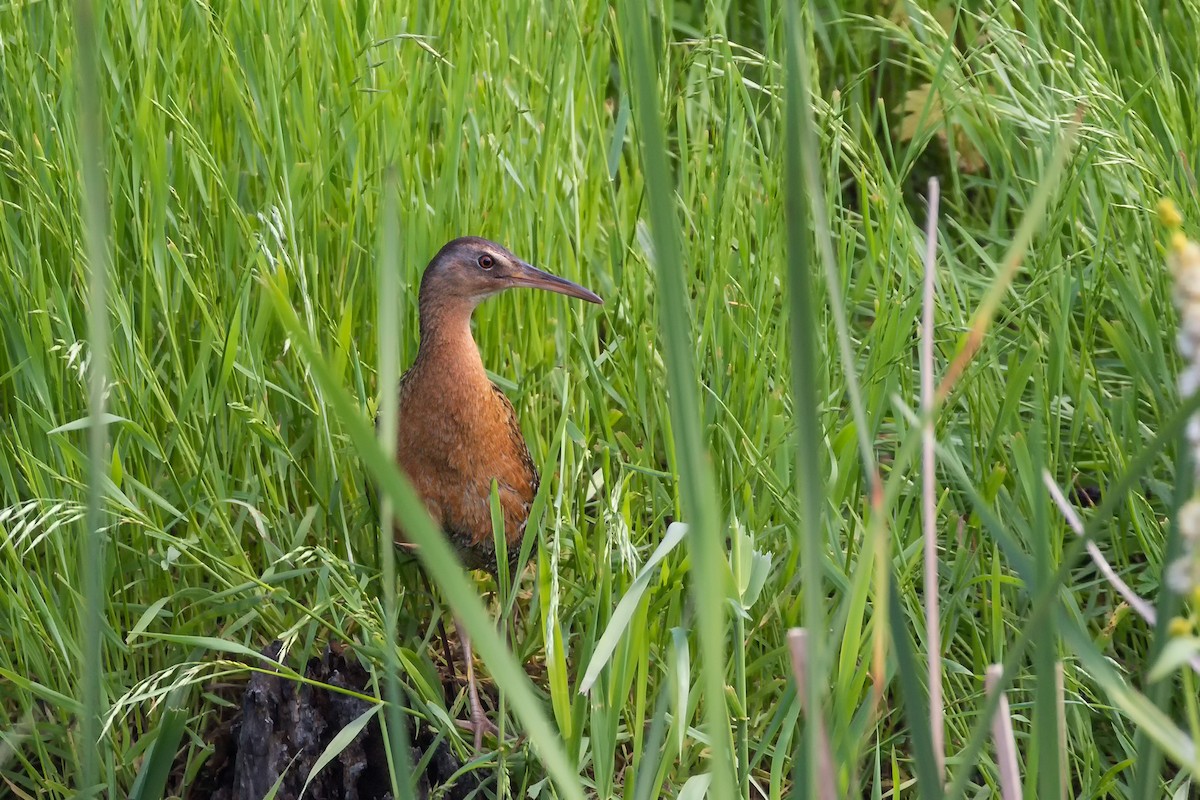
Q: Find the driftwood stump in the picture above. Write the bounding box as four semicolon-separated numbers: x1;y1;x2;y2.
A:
194;642;480;800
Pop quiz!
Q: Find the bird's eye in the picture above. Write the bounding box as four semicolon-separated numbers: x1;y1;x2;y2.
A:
478;254;495;270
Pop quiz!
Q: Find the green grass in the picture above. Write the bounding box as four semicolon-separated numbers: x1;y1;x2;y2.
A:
2;0;1200;797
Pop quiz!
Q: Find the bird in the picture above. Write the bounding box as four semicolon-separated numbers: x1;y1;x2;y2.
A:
381;236;602;749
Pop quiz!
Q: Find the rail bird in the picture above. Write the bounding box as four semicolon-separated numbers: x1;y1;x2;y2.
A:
380;236;601;748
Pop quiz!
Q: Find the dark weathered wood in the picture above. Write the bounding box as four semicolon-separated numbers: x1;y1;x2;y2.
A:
194;642;480;800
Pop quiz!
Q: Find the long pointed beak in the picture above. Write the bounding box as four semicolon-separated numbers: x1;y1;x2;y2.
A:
511;261;604;304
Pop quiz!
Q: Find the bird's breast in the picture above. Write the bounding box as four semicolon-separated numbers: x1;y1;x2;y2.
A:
392;367;537;568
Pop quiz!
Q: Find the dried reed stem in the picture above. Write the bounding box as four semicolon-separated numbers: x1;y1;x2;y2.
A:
921;177;945;782
787;629;836;800
1043;471;1200;676
985;664;1023;800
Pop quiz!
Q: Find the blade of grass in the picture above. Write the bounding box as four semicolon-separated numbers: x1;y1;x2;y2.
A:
1056;663;1067;798
72;0;112;795
127;691;187;800
1134;444;1194;794
886;577;943;800
300;705;383;799
632;668;675;800
376;168;415;800
1023;411;1061;800
579;522;688;695
783;6;834;796
616;0;734;796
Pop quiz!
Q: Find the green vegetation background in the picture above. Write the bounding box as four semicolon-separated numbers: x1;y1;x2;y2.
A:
1;0;1197;797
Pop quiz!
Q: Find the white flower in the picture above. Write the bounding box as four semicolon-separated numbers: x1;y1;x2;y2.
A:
1175;262;1200;302
1178;500;1200;544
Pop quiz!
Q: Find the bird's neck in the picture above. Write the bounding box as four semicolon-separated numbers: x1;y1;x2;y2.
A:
414;297;487;379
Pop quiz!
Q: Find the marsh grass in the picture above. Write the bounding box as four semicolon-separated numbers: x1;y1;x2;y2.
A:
2;1;1200;797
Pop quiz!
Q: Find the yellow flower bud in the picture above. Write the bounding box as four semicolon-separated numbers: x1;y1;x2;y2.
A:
1160;198;1183;229
1173;231;1190;255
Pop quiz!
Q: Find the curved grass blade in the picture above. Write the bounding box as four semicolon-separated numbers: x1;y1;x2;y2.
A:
299;705;383;799
579;522;688;694
936;107;1085;403
633;675;675;800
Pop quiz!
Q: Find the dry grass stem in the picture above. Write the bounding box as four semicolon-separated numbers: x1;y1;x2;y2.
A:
1042;470;1200;676
986;664;1023;800
921;176;945;782
786;629;836;800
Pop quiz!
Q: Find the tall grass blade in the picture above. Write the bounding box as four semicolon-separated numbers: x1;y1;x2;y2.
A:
782;7;833;797
127;692;187;800
376;169;415;799
632;674;674;800
1134;447;1193;795
886;577;943;800
1056;663;1068;797
1023;415;1061;798
785;631;834;800
615;0;734;796
71;0;112;794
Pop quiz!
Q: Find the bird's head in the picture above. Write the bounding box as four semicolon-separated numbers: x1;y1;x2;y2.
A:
419;236;603;310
